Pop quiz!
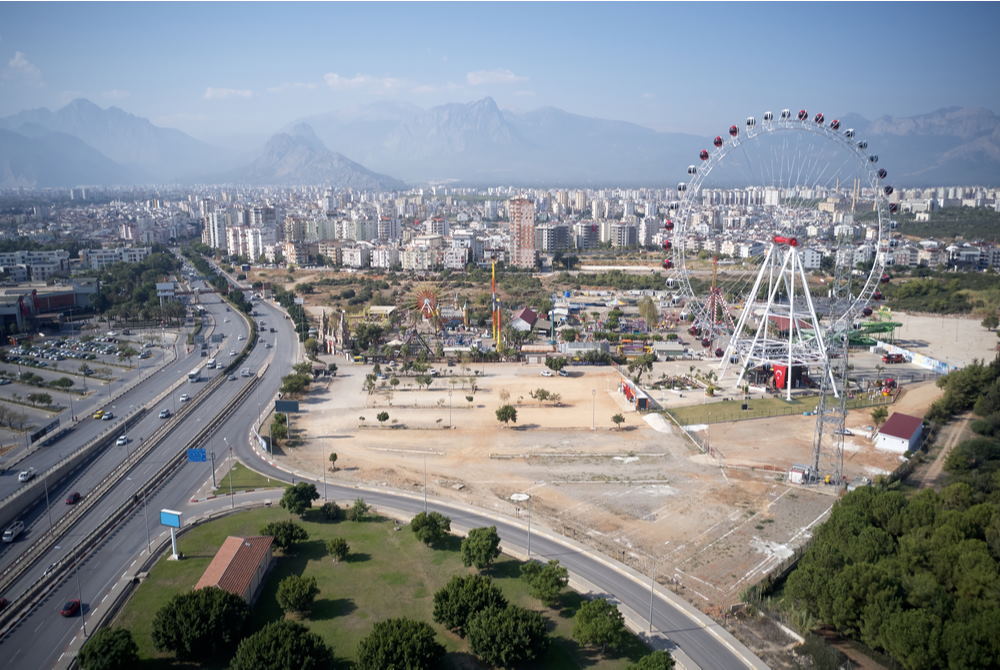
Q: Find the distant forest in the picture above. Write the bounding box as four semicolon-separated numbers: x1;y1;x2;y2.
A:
897;206;1000;243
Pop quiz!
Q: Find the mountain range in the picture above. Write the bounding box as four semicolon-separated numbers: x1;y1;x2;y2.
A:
1;98;999;188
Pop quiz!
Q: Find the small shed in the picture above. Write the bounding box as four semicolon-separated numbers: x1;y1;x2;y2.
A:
511;308;538;332
195;535;274;604
875;412;924;453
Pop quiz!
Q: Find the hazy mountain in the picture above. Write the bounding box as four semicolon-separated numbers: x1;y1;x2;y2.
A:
219;123;405;189
0;127;136;188
295;97;703;185
0;99;233;182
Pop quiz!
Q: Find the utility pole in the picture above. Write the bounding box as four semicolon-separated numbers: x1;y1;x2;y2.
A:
648;555;657;632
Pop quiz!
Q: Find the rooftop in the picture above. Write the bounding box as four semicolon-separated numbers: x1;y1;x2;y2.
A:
878;412;924;440
194;535;273;599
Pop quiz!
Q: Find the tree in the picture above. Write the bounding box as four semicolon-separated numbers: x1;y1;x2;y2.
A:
981;313;999;331
327;537;350;562
432;574;508;636
612;413;625;430
303;337;320;357
574;598;628;654
638;296;659;329
377;410;389;425
27;392;53;407
78;627;139;670
230;620;333;670
276;574;320;615
50;376;74;389
627;353;656;384
117;345;139;367
521;559;569;606
411;510;452;546
415;374;433;391
627;650;676;670
545;356;569;372
260;520;308;551
328;452;338;471
461;526;502;570
871;406;889;429
496;404;518;427
319;501;341;521
356;618;445;670
347;497;370;521
270;418;288;442
280;482;320;516
467;604;549;668
151;587;249;661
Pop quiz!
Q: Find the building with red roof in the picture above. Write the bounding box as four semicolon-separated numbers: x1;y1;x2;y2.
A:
875;412;924;454
194;535;274;604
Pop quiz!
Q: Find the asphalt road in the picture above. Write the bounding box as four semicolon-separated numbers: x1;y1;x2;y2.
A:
3;284;765;670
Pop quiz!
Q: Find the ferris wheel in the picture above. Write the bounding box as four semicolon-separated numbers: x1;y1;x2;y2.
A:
661;108;895;396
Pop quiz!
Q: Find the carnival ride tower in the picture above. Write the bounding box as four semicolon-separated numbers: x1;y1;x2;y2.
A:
491;259;502;350
690;257;735;355
719;235;833;401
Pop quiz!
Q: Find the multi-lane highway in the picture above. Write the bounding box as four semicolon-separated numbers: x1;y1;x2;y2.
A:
1;264;766;670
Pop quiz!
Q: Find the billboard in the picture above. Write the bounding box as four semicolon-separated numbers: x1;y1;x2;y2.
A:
159;509;182;528
275;400;300;413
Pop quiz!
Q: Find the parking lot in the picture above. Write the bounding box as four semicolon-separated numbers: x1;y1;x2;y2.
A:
0;330;175;454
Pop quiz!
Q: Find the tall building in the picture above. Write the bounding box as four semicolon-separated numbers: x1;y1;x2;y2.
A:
507;198;536;268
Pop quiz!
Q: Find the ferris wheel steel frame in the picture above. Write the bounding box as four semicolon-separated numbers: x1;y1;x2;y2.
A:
663;108;894;395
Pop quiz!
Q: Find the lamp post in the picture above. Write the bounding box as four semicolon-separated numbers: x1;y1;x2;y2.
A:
226;438;234;508
76;561;88;638
510;493;531;558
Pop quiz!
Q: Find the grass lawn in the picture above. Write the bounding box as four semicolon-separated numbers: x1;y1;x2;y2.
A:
214;462;283;493
115;506;650;669
665;393;890;425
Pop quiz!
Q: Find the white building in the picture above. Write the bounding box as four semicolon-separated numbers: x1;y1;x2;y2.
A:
874;413;923;453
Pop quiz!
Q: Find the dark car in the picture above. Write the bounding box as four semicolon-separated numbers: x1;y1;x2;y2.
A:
65;492;81;505
0;597;9;611
60;599;81;616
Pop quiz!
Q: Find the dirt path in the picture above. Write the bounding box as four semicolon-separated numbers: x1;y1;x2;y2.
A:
914;414;970;489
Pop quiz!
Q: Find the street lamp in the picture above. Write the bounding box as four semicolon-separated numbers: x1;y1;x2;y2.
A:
510;493;531;557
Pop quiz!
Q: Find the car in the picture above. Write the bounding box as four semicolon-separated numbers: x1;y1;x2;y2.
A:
264;343;272;349
60;600;81;617
558;369;569;377
93;410;105;420
237;335;246;341
228;374;237;381
0;597;8;611
65;492;81;505
102;411;114;420
0;379;10;385
116;435;129;446
2;520;25;542
540;369;553;377
179;393;190;402
270;327;276;333
240;368;251;378
17;468;36;483
229;350;236;356
159;408;171;419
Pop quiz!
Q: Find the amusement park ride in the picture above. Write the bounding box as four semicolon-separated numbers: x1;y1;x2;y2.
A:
659;107;899;485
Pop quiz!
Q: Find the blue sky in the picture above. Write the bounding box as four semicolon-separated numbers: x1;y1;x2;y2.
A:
1;2;998;142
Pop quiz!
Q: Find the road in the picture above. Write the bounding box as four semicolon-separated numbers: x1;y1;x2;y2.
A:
3;274;765;669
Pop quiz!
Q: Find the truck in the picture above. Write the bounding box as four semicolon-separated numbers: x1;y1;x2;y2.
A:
882;353;906;364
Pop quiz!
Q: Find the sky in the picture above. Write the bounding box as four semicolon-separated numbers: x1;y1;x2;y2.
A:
1;1;998;143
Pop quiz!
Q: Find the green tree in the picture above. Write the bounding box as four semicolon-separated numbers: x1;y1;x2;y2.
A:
327;537;350;562
303;337;320;357
356;618;445;670
496;404;518;427
415;374;433;391
521;559;569;607
461;526;502;570
432;574;508;637
27;392;53;407
467;604;549;668
280;482;320;516
270;418;288;442
871;406;889;428
638;296;659;328
117;345;140;367
276;574;320;615
981;313;999;331
151;587;249;661
328;452;338;471
78;627;139;670
612;413;625;430
260;520;308;551
319;501;341;521
545;357;569;372
230;620;333;670
411;510;452;546
347;497;370;522
627;650;676;670
377;410;389;425
50;376;74;389
574;598;628;654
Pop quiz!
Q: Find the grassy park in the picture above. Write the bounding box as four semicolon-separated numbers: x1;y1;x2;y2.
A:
664;392;891;425
213;462;282;493
116;505;652;669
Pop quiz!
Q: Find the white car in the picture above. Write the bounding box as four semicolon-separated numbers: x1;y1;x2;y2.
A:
116;435;129;446
237;335;246;341
179;393;190;402
2;520;25;542
540;369;553;377
558;369;569;377
158;408;171;419
17;468;36;482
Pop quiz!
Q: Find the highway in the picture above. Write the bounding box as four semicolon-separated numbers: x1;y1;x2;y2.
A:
2;269;765;670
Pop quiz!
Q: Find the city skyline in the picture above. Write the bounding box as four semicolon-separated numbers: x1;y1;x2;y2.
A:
2;2;998;143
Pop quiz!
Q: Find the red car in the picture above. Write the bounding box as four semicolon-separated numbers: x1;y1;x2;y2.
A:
65;492;81;505
60;599;81;617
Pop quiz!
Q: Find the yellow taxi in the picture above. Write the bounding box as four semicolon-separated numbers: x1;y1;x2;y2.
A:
92;410;105;420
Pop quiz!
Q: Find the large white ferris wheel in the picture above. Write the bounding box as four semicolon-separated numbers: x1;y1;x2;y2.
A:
662;108;896;398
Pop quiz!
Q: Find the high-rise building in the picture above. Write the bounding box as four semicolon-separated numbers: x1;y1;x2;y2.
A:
507;198;536;268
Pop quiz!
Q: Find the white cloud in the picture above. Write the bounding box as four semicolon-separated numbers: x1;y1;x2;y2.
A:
203;87;253;100
323;72;401;91
466;68;527;86
101;89;130;100
266;81;319;94
3;50;42;83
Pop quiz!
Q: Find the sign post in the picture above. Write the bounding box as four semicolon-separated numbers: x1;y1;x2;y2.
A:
160;509;182;559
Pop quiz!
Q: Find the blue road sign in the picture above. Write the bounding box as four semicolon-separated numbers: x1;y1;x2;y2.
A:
187;448;207;462
160;509;182;528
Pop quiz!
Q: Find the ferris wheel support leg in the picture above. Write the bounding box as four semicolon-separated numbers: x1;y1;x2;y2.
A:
735;247;790;392
720;244;773;378
786;248;796;402
793;256;837;398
